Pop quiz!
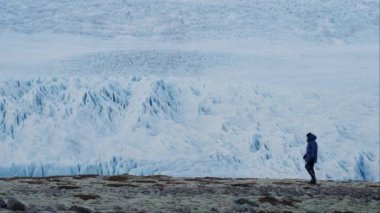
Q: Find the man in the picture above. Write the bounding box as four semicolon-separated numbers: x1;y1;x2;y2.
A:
303;132;318;184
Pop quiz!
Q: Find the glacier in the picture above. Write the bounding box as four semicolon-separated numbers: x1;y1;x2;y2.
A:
0;0;379;181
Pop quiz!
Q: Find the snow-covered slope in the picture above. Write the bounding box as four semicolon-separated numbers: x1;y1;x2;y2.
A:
1;0;378;42
0;0;379;181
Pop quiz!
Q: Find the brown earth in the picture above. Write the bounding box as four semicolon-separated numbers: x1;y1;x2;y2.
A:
0;175;379;212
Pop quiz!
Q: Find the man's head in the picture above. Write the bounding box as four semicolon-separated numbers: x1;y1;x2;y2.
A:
306;132;317;142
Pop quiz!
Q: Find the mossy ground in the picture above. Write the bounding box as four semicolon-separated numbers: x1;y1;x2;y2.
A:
0;175;379;212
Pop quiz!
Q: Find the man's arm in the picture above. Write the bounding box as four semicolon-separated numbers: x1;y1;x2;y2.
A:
304;143;311;161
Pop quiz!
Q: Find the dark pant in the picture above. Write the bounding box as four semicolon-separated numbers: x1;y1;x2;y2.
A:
305;161;316;181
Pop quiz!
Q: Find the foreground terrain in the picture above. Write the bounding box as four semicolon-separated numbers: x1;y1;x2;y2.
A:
0;175;379;212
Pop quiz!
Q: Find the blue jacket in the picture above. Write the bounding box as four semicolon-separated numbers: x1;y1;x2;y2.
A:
304;137;318;163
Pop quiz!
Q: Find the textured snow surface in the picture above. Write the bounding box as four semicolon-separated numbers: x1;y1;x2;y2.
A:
1;0;378;42
0;0;379;181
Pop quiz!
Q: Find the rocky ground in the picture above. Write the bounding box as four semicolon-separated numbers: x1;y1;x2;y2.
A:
0;175;379;212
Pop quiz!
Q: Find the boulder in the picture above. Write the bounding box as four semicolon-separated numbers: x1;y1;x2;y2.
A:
0;197;6;208
69;205;92;213
7;197;26;211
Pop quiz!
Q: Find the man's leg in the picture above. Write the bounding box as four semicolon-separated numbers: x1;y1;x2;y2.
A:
310;162;316;182
305;161;316;183
305;162;312;177
309;162;316;183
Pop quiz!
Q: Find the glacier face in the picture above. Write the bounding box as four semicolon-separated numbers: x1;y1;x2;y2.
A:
0;76;378;181
0;0;379;181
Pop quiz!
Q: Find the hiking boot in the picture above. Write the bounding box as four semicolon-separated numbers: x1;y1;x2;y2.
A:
308;179;317;184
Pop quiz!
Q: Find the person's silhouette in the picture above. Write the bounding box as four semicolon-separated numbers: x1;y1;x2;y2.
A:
303;133;318;184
